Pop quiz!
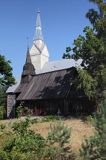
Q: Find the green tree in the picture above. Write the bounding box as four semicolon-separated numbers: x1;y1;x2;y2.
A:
0;54;15;86
62;47;71;59
0;54;15;117
68;1;106;158
69;0;106;106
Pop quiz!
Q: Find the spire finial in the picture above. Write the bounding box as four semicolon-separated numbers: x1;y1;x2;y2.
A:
25;44;31;64
26;36;29;49
33;9;43;41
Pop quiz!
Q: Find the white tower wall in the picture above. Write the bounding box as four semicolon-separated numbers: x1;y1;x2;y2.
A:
30;40;49;70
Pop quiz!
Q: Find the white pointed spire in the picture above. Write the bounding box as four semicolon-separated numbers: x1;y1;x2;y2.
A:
30;10;49;70
34;9;43;41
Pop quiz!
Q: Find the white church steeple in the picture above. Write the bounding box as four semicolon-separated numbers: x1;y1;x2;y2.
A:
30;10;49;71
34;9;43;41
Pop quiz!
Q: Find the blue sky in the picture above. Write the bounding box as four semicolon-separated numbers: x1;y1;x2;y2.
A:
0;0;96;80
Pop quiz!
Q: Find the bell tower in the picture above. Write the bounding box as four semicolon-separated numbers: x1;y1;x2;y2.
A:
21;47;35;84
30;10;49;71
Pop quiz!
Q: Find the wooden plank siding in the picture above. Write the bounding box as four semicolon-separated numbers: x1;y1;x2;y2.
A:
14;67;95;116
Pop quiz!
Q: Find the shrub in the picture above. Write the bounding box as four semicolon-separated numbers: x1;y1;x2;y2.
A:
46;122;75;160
0;118;75;160
16;104;23;118
0;118;45;160
47;122;71;147
0;106;5;120
80;100;106;160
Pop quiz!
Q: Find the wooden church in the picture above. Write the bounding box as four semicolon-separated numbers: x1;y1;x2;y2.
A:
6;11;95;118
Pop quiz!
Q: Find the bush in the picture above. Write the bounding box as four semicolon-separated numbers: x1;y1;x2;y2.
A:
16;105;23;118
0;106;5;120
47;122;71;147
0;118;45;160
0;118;75;160
46;122;75;160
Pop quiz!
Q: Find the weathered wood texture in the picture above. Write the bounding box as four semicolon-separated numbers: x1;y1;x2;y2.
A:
8;67;95;117
16;67;80;100
16;98;95;116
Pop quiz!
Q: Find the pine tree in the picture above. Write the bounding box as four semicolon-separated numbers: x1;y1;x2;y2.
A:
80;99;106;160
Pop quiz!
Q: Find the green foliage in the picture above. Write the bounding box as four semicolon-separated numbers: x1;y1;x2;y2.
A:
12;117;31;135
41;115;60;122
0;85;6;106
63;47;71;59
0;54;15;111
16;104;23;118
80;99;106;160
0;118;75;160
72;25;105;100
0;106;6;120
48;122;71;148
30;118;38;124
0;124;5;136
77;68;97;99
46;122;75;160
86;115;95;125
65;0;106;105
0;118;45;160
29;115;61;124
0;54;15;86
0;85;7;118
0;86;6;120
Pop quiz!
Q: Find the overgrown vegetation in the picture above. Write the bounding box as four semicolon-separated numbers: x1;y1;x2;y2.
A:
0;118;75;160
80;99;106;160
0;106;6;120
0;85;7;119
16;104;24;118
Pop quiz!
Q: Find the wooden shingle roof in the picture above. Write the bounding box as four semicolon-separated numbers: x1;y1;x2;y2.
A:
16;67;79;101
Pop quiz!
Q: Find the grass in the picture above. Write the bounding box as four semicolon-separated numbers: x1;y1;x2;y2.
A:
0;116;94;158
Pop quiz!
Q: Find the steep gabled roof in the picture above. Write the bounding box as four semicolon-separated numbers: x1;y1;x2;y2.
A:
6;81;20;93
16;67;79;101
6;59;82;94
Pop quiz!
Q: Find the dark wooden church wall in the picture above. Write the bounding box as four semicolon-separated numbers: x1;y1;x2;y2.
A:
16;97;95;116
68;98;96;115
